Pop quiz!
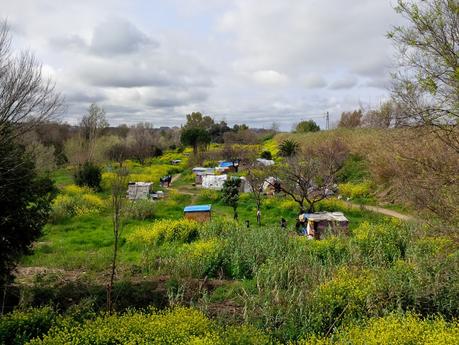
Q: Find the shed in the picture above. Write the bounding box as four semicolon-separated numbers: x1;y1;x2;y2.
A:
300;212;349;239
127;182;153;200
219;160;239;172
184;204;212;222
202;174;227;190
192;167;215;184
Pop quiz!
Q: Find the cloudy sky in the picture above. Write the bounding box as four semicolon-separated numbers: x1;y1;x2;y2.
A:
3;0;404;129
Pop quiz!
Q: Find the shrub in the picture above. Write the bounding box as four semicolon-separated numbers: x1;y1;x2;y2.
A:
127;219;200;246
299;313;459;345
0;307;57;345
49;189;105;223
28;307;273;345
338;181;373;199
127;199;156;220
198;188;220;202
74;162;102;190
260;150;272;160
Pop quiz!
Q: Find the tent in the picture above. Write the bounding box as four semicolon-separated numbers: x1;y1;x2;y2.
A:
239;176;252;193
202;174;227;190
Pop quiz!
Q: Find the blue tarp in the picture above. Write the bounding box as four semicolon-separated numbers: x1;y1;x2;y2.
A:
219;161;233;168
184;204;212;213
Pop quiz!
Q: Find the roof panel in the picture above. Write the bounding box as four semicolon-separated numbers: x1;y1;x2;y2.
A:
184;204;212;212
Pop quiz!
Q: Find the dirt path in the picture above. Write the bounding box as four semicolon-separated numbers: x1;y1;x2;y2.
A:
171;173;182;184
344;201;416;221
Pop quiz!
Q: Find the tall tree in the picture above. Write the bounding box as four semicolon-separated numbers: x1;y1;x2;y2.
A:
0;21;61;285
184;112;214;130
180;127;210;156
389;0;459;152
80;103;108;163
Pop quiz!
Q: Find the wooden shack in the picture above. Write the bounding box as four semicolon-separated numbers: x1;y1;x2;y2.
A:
184;204;212;222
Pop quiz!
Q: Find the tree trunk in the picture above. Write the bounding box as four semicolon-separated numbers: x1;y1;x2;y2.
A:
256;205;261;226
107;210;119;314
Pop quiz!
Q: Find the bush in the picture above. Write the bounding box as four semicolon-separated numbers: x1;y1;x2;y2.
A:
49;187;105;223
127;199;156;220
174;239;225;277
338;181;373;199
260;151;272;160
127;219;200;246
299;313;459;345
28;307;273;345
0;307;57;345
73;162;102;190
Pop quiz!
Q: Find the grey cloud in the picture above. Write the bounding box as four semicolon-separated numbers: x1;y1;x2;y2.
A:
329;76;358;90
50;34;86;51
303;74;328;89
144;88;208;108
90;18;158;56
64;90;106;103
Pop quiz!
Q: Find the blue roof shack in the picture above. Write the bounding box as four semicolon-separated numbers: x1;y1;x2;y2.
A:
219;161;233;168
184;204;212;222
219;160;240;172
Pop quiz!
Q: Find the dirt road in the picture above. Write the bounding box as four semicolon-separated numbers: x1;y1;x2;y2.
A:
344;201;416;221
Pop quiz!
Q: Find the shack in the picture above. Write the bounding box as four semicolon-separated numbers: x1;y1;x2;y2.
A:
219;160;239;173
192;167;215;185
300;212;349;239
184;204;212;222
202;174;227;190
127;182;153;200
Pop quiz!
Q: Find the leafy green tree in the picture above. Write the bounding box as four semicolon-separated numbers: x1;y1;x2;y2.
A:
184;112;214;130
0;139;56;285
295;120;320;133
279;139;300;157
222;177;241;220
389;0;459;152
74;162;102;191
180;127;211;156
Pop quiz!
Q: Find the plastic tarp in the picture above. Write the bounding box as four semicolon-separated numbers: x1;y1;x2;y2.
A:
127;182;152;200
184;204;212;213
256;158;275;166
202;174;227;190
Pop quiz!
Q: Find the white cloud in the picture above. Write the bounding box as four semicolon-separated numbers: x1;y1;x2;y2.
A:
1;0;404;129
252;70;288;86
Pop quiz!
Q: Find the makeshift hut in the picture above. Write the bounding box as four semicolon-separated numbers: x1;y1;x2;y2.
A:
262;177;281;195
192;167;214;185
299;212;349;239
127;182;153;200
184;204;212;222
202;174;227;190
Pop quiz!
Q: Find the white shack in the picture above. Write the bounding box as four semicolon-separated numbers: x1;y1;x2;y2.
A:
127;182;153;200
202;174;227;190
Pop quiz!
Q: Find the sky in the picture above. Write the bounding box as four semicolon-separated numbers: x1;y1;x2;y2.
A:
2;0;404;130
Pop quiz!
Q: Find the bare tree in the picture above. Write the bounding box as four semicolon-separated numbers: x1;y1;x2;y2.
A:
107;167;130;314
275;139;349;213
389;0;459;152
0;21;63;145
245;164;269;225
80;103;108;163
127;122;157;164
338;110;363;128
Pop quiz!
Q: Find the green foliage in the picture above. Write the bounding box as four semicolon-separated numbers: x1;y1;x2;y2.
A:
180;127;211;155
0;307;57;345
295;120;320;133
26;307;273;345
0;138;56;284
338;181;373;200
299;313;459;345
279;139;299;157
127;219;200;246
127;199;156;220
222;177;241;220
260;150;273;160
336;154;370;183
50;185;105;223
74;162;102;191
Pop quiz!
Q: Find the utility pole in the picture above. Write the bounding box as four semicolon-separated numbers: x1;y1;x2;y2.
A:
326;112;330;130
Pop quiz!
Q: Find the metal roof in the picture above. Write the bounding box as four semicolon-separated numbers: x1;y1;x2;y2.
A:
184;204;212;213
